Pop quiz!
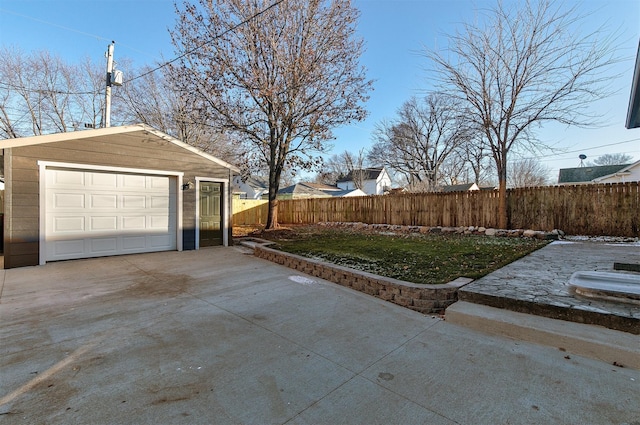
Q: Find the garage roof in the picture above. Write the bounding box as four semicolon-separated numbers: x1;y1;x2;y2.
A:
0;124;240;172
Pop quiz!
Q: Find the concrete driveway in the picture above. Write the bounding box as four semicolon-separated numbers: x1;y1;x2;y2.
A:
1;247;638;424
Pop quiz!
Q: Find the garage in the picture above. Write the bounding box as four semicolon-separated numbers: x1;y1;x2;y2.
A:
2;124;239;269
44;167;178;262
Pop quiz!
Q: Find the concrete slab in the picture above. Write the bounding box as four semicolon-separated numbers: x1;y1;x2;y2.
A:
447;301;640;369
1;248;639;424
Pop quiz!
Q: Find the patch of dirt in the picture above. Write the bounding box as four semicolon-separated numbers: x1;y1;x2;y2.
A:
233;225;265;237
241;224;318;241
125;271;193;297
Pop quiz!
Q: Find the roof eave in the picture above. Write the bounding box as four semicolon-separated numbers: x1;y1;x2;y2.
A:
626;40;640;129
0;124;240;173
0;124;148;148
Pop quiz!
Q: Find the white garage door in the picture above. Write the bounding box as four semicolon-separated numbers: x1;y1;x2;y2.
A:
45;168;177;262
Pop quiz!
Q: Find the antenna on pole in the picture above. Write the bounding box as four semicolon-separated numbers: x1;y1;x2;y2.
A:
579;154;587;167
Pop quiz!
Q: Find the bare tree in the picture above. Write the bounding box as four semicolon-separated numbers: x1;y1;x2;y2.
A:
315;154;346;185
457;138;493;186
427;0;620;228
171;0;372;228
316;149;367;187
118;64;239;163
0;47;113;137
507;158;551;188
77;57;108;129
369;94;467;192
589;153;634;166
341;149;368;189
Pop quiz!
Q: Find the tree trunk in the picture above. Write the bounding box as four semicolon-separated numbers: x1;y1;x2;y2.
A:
496;153;508;229
266;197;279;230
497;178;507;229
265;159;282;230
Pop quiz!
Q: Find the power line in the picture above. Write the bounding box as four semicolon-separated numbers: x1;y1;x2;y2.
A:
514;137;640;162
125;0;286;84
0;8;112;44
0;0;286;95
0;8;162;60
0;82;103;96
548;137;640;157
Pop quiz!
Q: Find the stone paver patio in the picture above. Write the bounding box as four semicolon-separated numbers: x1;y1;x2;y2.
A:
459;240;640;334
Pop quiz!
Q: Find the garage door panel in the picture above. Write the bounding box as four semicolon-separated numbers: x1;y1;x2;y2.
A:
90;216;118;231
90;238;118;254
53;239;85;256
149;234;175;249
149;215;170;229
149;176;170;189
45;168;177;262
91;194;118;209
123;216;146;229
122;236;146;250
150;196;170;209
51;169;85;187
123;195;146;209
122;174;146;188
54;216;85;232
54;193;85;208
89;172;117;188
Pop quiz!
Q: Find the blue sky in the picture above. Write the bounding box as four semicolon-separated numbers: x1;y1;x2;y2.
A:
1;0;639;181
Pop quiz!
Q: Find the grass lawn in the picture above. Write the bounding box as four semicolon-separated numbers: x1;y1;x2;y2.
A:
257;226;549;285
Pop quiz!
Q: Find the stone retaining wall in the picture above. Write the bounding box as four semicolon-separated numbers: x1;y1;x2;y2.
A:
254;244;472;314
317;221;564;240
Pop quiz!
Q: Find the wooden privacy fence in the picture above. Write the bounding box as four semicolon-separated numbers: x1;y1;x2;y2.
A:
508;183;639;236
275;182;640;237
232;199;269;225
278;190;502;228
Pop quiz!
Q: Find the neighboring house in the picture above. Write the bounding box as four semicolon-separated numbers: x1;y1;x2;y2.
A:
557;162;639;184
277;182;367;199
301;182;367;197
232;175;269;199
1;124;239;269
336;167;391;195
302;182;342;193
441;183;480;193
277;182;331;200
325;188;367;197
592;160;640;183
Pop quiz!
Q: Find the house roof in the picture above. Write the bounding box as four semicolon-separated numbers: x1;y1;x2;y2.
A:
592;159;640;182
0;124;240;172
304;182;341;191
336;168;384;183
441;183;479;192
237;175;269;190
557;164;630;184
277;183;330;197
324;188;367;197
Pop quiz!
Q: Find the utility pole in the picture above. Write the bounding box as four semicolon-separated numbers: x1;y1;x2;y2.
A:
104;41;115;128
